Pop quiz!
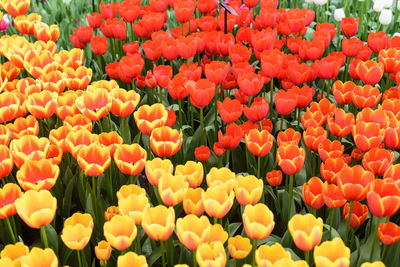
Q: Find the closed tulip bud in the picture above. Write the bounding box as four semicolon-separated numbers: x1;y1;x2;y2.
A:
288;213;323;251
103;215;137;251
142;205;175;241
203;184;235;218
228;235;252;259
234;175;263;206
379;9;392;25
243;203;275;240
117;252;148;267
255;243;291;267
175;161;203;188
176;214;211;251
194;145;210;162
266;170;282;186
95;240;112;261
314;238;350;267
334;8;345;21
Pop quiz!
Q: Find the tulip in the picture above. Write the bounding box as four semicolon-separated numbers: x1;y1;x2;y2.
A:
145;158;173;186
142;205;175;242
176;214;211;251
61;213;93;250
318;140;344;162
175;161;204;188
217;123;244;151
266;170;283;186
228;235;252;260
336;165;374;202
117;252;148;267
206;167;235;193
20;247;58;267
288;213;323;252
158;173;188;206
196;241;226;267
362;148;394;177
243;203;275;240
103;215;137;251
188;79;216;109
150;126;183;158
303;126;327;151
95;240;112;264
77;143;111;177
302;177;324;210
114;144;147;176
255;243;291;267
194;145;210;162
343;201;368;228
104;206;119;222
314;238;350;267
134;103;168;135
234;175;263;206
203;184;235;219
340;17;359;38
16;159;59;191
183;188;205;216
352;121;384;152
0;242;29;266
0;183;22;223
119;193;149;225
323;182;346;209
367;179;400;218
0;145;13;180
327;109;355;138
361;262;386;267
378;222;400;245
276;144;306;175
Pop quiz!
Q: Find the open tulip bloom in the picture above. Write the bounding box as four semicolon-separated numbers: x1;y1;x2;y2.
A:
2;0;400;266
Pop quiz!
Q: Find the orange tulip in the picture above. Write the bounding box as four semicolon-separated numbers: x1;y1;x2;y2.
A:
33;22;59;42
175;161;204;188
367;179;400;218
77;143;111;177
183;188;205;216
20;247;58;267
277;128;301;147
255;243;291;267
245;129;274;157
14;13;42;35
54;48;84;70
61;213;93;250
24;50;58;79
337;165;374;201
343;201;368;228
110;88;140;117
65;128;98;158
142;205;175;241
351;85;382;109
0;125;10;146
145;158;173;186
0;241;29;266
276;144;306;175
10;135;50;168
266;170;283;186
117;252;148;267
327;108;355;138
103;215;137;251
39;70;67;94
64;66;92;90
0;145;13;180
14;189;56;228
114;144;147;176
63;114;92;132
318;140;344;162
302;177;324;210
378;222;400;245
0;0;30;17
76;87;111;121
133;103;168;135
206;167;235;193
16;158;59;191
234;175;263;206
95;240;112;261
202;184;235;219
383;163;400;188
196;241;226;267
323;182;346;209
150;126;183;158
303;126;327;151
55;92;80;120
362;147;394;177
0;91;20;123
104;206;119;222
228;235;252;259
288;213;323;251
314;238;350;267
98;131;123;157
356;60;384;85
25;90;57;119
243;203;275;240
352;121;384;152
0;183;22;219
176;214;211;251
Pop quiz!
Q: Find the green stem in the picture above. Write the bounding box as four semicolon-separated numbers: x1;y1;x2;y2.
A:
40;226;49;248
252;239;257;266
305;250;310;265
280;115;284;131
200;107;204;145
160;241;166;267
344;201;354;244
370;217;381;262
178;99;183;130
288;175;294;220
77;250;83;267
225;150;230;167
381;244;388;261
193;250;198;267
5;217;16;243
97;54;103;73
329;208;334;240
92;176;97;220
257;156;261;178
136;227;142;254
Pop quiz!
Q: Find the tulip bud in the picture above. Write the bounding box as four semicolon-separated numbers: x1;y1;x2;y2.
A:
314;0;328;5
373;1;384;12
379;9;392;25
0;14;9;32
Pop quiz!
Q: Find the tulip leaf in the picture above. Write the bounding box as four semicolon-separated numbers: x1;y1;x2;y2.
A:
228;222;242;237
356;217;382;266
286;248;301;261
149;247;161;266
258;234;281;246
322;224;341;241
42;224;59;254
62;176;75;218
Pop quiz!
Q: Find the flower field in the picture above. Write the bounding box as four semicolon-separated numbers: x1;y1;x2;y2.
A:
0;0;400;266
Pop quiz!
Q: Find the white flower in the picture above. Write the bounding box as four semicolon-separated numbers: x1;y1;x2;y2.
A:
314;0;328;5
393;32;400;37
382;0;393;8
373;1;384;12
379;9;393;25
305;0;313;3
334;8;345;22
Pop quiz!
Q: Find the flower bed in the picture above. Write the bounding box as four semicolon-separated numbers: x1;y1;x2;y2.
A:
0;0;399;266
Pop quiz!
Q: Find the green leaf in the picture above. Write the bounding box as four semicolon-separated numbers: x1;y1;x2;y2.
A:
42;224;59;254
228;223;242;237
62;176;75;218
